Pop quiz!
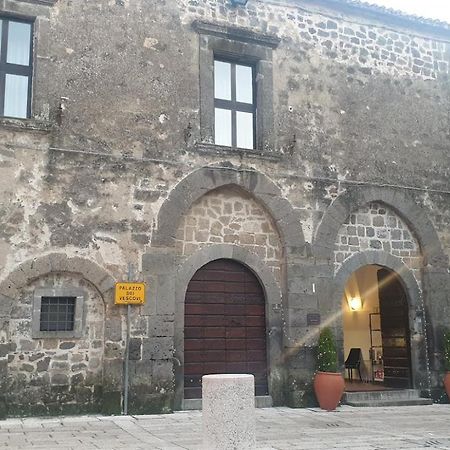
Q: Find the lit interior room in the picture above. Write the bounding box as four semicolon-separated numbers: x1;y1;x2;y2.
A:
342;264;412;391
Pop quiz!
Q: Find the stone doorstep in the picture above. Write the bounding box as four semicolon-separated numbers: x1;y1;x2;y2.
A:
182;395;273;410
342;389;433;407
344;398;433;407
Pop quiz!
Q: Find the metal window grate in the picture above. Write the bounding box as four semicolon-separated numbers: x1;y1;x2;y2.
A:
40;296;76;332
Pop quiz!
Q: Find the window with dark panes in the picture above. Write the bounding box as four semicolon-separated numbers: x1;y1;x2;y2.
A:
0;17;33;119
40;297;76;332
214;59;255;149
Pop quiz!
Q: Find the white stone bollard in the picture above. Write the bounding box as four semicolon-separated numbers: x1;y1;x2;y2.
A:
202;374;256;450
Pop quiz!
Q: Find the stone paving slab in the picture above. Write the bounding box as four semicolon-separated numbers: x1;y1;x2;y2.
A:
0;405;449;449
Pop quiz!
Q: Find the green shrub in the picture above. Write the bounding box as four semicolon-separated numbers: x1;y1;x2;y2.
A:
444;330;450;371
317;327;338;373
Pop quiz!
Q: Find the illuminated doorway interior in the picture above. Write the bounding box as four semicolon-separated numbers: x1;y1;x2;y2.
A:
342;265;412;391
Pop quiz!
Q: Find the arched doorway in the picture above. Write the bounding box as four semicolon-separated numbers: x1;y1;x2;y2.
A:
342;265;412;390
184;259;268;399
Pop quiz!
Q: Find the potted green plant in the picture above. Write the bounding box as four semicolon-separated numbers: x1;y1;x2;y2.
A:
313;327;345;411
444;330;450;400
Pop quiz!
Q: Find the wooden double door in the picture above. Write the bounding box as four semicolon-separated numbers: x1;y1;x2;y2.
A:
377;268;412;388
184;259;268;399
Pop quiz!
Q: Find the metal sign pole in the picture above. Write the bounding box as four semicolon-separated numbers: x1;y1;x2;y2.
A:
123;263;133;415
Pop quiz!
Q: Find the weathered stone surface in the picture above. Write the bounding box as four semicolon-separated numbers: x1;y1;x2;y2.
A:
59;342;75;350
129;338;142;361
334;202;421;278
175;186;282;281
0;0;449;419
142;337;173;361
202;374;256;450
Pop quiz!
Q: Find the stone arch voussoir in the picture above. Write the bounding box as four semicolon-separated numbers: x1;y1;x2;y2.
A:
0;253;116;305
333;250;421;311
313;186;447;269
152;165;305;252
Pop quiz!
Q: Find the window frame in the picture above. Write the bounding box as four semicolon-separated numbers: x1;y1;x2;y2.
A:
214;58;256;149
0;15;34;119
39;296;77;332
32;288;85;339
194;21;280;155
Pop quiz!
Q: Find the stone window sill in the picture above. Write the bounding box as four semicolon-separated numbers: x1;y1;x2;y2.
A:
0;117;52;133
195;142;281;161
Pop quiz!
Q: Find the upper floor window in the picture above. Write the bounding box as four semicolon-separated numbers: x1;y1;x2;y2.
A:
214;59;255;149
0;17;33;119
194;21;280;155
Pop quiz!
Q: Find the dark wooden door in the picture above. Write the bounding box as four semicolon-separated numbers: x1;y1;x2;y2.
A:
377;268;412;388
184;259;268;399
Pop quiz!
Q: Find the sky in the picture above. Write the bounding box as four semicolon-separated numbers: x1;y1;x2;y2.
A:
360;0;450;24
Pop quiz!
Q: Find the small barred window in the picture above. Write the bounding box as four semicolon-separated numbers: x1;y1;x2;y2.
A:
40;297;76;331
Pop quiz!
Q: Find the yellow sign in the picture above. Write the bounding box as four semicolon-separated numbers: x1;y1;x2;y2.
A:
115;282;146;305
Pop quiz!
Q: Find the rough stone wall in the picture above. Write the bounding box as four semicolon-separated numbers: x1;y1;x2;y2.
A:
0;128;51;274
334;201;422;280
181;0;450;79
0;0;448;414
6;273;104;415
175;187;283;281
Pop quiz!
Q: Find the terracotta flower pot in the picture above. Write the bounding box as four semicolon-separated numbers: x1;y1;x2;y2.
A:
444;372;450;400
313;371;345;411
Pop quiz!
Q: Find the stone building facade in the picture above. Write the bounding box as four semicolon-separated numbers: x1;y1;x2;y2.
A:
0;0;449;416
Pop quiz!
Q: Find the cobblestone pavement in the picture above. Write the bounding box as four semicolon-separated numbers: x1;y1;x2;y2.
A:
0;405;449;449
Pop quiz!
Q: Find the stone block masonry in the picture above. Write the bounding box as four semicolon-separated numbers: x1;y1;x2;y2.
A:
0;0;448;417
175;186;283;281
334;201;422;281
181;0;450;80
6;273;105;416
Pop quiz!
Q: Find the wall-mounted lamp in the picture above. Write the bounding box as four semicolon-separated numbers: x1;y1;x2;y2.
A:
348;297;362;311
231;0;249;6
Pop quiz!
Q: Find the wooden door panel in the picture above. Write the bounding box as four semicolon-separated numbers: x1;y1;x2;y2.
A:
377;268;412;389
247;338;266;349
248;349;267;360
226;316;247;327
185;327;203;338
224;304;246;315
184;259;268;398
184;339;204;351
227;362;249;372
226;350;247;362
383;347;408;357
203;362;228;373
226;339;247;350
185;293;225;304
226;327;246;338
200;316;226;327
184;363;204;375
247;327;266;338
187;280;225;292
246;304;265;315
204;327;226;338
185;303;225;315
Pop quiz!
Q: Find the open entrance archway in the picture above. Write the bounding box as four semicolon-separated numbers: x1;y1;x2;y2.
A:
342;265;412;390
184;258;268;399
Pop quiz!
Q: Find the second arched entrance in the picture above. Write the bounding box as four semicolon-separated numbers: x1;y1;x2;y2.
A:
343;264;412;389
184;259;268;399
